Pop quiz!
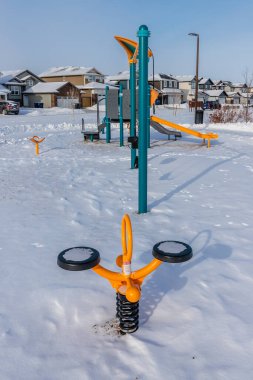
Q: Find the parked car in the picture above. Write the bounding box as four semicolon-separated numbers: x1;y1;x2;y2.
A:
0;100;20;115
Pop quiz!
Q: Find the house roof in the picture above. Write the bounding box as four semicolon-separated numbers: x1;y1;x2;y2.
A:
0;84;10;94
77;82;117;90
23;82;70;94
226;91;241;97
106;71;130;82
148;73;177;81
231;82;247;88
175;75;195;82
39;66;104;77
198;78;214;85
204;90;228;97
0;70;25;84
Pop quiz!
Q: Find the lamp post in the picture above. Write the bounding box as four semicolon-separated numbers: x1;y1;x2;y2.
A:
188;33;199;124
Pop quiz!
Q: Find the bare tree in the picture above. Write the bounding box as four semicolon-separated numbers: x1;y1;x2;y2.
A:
243;68;253;122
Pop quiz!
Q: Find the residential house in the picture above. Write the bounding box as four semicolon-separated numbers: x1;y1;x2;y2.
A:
105;71;130;89
0;69;43;105
204;90;228;104
175;75;196;102
198;78;214;91
230;82;248;93
78;81;117;108
226;92;241;105
23;82;80;108
212;80;233;92
240;92;253;106
40;66;104;87
0;84;10;100
148;73;182;105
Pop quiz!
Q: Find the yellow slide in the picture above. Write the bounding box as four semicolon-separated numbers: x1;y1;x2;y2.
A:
151;115;218;148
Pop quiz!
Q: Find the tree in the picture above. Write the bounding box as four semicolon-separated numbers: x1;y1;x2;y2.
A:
243;68;253;123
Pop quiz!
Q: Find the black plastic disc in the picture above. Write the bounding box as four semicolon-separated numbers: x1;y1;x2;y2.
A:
152;240;192;263
57;246;100;271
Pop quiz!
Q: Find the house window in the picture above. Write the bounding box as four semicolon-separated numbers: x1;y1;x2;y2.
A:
169;81;172;88
10;86;20;95
191;82;196;89
26;79;33;87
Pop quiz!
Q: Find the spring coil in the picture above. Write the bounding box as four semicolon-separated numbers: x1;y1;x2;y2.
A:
116;293;139;334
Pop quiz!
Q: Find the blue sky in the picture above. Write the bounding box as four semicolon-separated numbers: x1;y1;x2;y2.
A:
2;0;253;81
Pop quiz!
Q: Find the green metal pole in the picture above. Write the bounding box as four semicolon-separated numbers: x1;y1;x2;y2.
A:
147;85;151;148
119;84;124;147
130;61;136;169
105;85;111;143
137;25;150;214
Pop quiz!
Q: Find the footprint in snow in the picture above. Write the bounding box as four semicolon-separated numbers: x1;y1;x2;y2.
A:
31;243;44;248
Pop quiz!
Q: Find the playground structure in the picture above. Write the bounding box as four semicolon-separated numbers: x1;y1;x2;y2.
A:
57;214;192;334
151;115;219;148
30;136;45;155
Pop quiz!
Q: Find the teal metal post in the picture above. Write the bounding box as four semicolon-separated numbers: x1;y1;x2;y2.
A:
130;61;136;168
119;84;124;147
105;85;111;143
147;86;151;148
137;25;150;214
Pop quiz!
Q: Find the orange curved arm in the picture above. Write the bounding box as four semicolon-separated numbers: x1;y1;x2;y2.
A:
30;136;45;144
131;258;162;280
92;264;124;282
121;214;133;263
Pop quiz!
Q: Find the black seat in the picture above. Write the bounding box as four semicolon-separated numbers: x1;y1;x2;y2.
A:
57;246;100;271
152;240;192;263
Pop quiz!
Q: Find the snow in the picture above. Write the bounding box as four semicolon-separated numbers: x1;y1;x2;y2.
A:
63;248;94;261
39;66;103;78
0;106;253;379
23;82;69;94
157;241;188;254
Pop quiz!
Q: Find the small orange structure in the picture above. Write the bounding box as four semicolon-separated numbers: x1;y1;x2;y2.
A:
30;136;45;155
57;214;193;334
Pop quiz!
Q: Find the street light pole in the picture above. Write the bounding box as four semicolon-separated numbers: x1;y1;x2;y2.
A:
188;33;199;124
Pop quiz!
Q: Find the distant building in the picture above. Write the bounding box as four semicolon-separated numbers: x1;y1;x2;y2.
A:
40;66;104;87
105;71;130;89
0;69;43;105
23;82;80;108
78;81;117;108
148;73;182;105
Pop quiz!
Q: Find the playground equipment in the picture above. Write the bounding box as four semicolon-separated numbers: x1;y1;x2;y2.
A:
151;115;218;148
81;117;105;142
57;214;193;334
30;136;45;155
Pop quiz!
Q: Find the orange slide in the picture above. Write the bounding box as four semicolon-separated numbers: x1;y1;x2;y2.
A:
151;115;218;148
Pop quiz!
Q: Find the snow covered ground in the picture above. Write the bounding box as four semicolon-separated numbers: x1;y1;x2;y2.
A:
0;107;253;380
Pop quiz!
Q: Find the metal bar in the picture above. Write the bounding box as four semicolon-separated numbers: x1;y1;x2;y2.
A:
130;61;136;168
137;25;150;214
119;84;124;146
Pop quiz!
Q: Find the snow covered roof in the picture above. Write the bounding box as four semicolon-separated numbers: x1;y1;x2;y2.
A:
0;70;24;84
106;71;130;82
204;90;227;97
23;82;70;94
148;73;177;81
239;92;253;98
0;84;10;94
175;75;195;82
231;82;247;88
226;92;241;97
39;66;104;77
198;78;214;85
161;88;182;94
77;82;117;90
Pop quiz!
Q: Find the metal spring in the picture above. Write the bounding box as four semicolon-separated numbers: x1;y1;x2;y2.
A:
116;293;139;334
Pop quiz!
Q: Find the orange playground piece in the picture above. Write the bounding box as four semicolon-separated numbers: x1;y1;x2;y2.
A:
30;136;45;155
